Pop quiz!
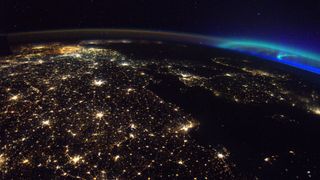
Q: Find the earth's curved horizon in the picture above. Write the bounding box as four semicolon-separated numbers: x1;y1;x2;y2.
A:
7;29;320;75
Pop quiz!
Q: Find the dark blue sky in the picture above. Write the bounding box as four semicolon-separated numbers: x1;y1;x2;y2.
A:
4;0;320;50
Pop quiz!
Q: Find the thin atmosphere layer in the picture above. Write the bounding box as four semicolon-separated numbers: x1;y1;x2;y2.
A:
6;29;320;75
216;39;320;75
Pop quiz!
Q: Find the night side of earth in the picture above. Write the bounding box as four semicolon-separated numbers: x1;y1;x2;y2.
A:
1;31;320;179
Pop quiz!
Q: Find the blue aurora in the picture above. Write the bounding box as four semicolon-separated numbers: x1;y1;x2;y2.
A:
7;29;320;75
216;39;320;74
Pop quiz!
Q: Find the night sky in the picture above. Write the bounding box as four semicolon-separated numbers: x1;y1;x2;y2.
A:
2;1;320;179
3;0;320;49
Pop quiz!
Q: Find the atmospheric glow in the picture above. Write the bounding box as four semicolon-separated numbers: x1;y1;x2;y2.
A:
9;29;320;75
216;39;320;74
276;52;297;60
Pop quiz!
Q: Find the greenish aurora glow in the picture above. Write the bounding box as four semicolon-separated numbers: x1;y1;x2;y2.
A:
7;29;320;75
216;39;320;74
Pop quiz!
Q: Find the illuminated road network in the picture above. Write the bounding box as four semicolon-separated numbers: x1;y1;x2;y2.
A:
0;41;319;179
0;44;234;179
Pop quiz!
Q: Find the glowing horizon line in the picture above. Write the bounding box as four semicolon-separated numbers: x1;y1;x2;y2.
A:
216;38;320;75
7;29;320;75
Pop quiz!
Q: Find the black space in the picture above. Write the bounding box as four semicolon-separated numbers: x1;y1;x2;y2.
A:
2;0;320;47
